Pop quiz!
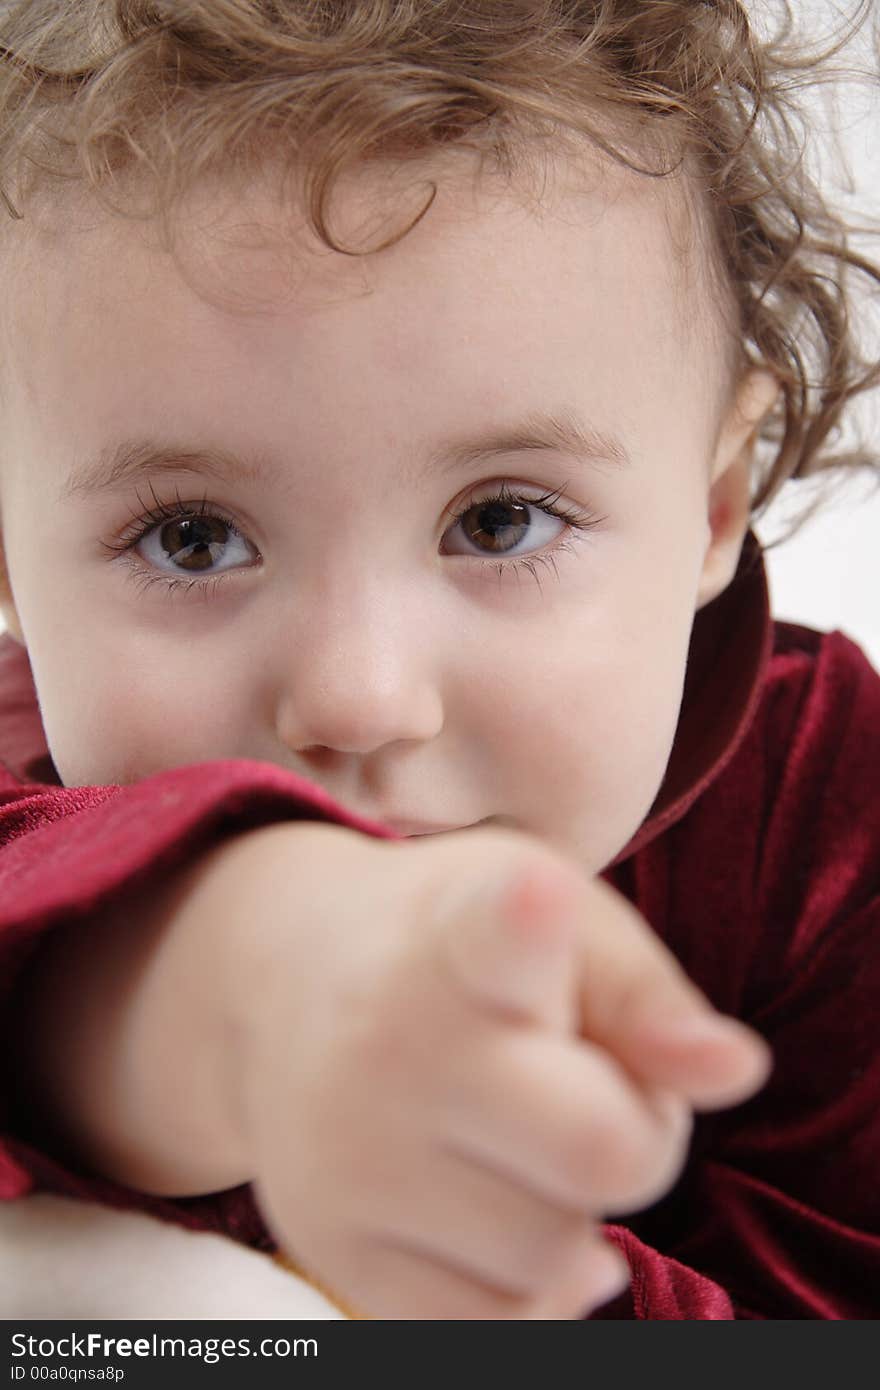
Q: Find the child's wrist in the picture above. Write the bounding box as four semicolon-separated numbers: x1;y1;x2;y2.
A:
208;821;366;1188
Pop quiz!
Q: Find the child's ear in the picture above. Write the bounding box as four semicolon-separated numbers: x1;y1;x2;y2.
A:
0;531;24;644
696;368;780;610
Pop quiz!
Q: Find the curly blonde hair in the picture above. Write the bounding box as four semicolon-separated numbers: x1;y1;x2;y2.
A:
0;0;878;541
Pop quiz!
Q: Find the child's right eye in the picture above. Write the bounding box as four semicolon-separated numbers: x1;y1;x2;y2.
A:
131;511;254;575
99;488;260;597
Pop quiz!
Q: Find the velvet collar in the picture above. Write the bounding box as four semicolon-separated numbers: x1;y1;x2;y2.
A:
609;529;771;867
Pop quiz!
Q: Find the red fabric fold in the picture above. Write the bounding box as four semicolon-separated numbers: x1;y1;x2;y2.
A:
598;1225;735;1319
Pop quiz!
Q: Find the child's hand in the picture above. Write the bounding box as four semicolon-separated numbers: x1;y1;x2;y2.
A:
217;822;771;1320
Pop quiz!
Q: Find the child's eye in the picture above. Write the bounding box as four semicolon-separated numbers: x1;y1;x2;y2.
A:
442;482;603;567
101;487;258;599
134;512;252;573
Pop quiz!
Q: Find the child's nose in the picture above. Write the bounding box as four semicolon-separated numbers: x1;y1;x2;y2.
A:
272;614;444;757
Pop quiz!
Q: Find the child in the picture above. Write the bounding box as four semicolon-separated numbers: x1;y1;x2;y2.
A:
0;0;878;1320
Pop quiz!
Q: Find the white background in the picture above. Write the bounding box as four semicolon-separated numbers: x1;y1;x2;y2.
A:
1;0;877;664
749;0;880;667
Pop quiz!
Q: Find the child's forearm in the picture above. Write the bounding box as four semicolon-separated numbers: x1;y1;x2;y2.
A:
12;823;301;1196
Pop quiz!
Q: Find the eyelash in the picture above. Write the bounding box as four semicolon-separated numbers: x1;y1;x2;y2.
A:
101;480;606;599
101;487;246;602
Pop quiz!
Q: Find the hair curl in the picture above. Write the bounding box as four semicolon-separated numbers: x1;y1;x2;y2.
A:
0;0;878;542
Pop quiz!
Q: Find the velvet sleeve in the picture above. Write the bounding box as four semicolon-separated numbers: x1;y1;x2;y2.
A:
596;625;880;1319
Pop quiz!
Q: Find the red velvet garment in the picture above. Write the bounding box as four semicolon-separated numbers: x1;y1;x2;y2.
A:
1;532;878;1319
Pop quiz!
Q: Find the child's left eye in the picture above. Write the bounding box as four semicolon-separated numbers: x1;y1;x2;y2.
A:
442;482;602;562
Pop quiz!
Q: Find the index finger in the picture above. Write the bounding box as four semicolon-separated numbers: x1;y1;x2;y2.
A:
430;834;771;1109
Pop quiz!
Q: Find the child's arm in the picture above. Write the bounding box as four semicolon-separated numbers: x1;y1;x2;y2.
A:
11;816;769;1319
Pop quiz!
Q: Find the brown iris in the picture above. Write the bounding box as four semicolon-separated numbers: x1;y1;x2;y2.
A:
159;516;228;570
460;498;530;554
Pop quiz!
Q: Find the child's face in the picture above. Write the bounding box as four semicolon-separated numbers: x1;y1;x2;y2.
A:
0;149;773;872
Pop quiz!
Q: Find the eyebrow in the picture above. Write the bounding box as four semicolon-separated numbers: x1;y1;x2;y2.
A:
60;408;630;500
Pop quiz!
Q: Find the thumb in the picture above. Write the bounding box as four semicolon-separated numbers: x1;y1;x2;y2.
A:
431;854;583;1034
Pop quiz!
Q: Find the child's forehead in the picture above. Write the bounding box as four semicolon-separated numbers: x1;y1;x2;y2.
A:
14;132;712;283
4;138;731;414
0;139;741;532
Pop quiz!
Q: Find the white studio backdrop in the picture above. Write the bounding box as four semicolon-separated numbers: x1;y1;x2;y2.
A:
0;1;877;665
749;0;880;668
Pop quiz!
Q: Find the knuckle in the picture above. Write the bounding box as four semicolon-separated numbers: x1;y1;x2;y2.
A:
607;1103;693;1212
532;1237;630;1319
555;1095;692;1212
503;1215;599;1294
553;1122;610;1199
544;1251;628;1312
